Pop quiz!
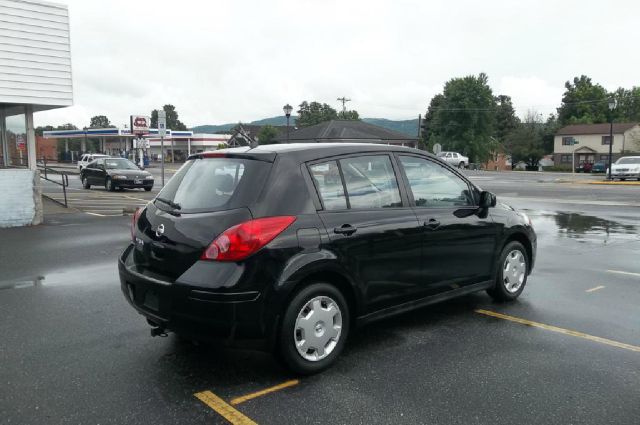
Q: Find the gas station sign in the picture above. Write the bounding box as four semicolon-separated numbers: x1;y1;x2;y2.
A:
130;115;150;134
16;134;25;151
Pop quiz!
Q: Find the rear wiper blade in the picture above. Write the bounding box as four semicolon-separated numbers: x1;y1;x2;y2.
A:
155;197;181;210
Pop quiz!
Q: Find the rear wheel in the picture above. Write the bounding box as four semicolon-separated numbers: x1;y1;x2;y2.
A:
487;241;528;301
105;177;115;191
144;186;152;192
82;176;90;189
279;283;349;375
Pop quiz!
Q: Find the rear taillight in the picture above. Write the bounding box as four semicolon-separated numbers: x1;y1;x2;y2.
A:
201;216;296;261
131;208;143;241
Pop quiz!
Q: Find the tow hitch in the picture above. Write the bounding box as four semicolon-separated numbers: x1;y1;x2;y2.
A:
150;326;168;337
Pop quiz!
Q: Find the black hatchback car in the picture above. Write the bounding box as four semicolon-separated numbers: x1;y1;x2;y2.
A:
119;143;536;374
80;157;154;191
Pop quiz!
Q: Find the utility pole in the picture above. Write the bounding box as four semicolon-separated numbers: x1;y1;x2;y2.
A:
337;97;351;118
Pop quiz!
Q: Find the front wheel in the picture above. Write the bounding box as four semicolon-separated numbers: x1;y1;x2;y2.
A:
105;177;115;192
487;241;529;301
279;283;349;375
82;176;90;189
144;186;152;192
458;162;465;169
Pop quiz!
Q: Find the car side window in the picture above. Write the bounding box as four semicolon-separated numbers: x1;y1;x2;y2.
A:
86;160;96;168
398;155;474;208
309;161;347;210
339;155;402;209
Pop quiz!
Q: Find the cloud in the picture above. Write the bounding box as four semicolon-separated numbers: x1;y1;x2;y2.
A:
34;0;640;129
497;76;565;119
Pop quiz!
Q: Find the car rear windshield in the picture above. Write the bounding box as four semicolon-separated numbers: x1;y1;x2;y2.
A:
105;158;138;169
155;157;271;213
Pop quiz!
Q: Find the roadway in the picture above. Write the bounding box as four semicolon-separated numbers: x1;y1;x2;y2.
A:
1;181;639;424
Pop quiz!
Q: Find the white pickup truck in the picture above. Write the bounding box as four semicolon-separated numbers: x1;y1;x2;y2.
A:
437;151;469;169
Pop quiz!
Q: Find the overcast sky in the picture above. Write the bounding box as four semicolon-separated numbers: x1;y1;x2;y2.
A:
37;0;640;129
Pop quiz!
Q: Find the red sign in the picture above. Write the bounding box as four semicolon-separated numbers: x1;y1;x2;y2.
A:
130;115;151;134
16;134;25;151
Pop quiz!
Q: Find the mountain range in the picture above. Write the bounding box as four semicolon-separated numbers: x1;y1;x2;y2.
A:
191;116;420;137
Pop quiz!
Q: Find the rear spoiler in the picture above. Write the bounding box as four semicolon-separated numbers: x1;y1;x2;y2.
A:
187;151;276;163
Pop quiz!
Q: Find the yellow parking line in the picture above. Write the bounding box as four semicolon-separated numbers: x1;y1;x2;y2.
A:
607;269;640;278
194;390;257;425
230;380;299;405
475;309;640;353
586;181;640;186
585;285;606;293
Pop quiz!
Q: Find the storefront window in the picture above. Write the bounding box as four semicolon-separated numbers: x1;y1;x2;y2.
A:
1;106;28;168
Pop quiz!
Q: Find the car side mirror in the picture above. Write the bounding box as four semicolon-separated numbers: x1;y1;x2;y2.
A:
479;191;497;208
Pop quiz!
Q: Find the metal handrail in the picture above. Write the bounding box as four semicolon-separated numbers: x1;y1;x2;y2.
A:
38;157;70;207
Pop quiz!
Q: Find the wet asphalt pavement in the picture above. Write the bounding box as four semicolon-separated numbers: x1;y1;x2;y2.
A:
1;179;640;424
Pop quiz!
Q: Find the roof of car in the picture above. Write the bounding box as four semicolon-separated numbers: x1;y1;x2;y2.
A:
192;143;431;162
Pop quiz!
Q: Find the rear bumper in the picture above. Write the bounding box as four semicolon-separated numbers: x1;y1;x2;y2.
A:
118;244;270;348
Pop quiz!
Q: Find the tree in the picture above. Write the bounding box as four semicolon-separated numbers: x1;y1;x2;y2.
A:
612;86;640;122
150;104;187;131
494;95;519;144
35;125;54;136
541;114;560;155
421;94;445;151
423;73;497;163
557;75;609;125
295;101;338;127
505;111;545;168
256;125;279;144
89;115;113;128
338;109;360;120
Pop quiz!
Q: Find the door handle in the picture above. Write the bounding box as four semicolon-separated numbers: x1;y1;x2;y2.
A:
334;224;357;236
424;219;440;230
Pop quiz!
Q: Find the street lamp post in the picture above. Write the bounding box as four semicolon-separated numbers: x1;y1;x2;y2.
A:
607;98;617;180
283;104;293;143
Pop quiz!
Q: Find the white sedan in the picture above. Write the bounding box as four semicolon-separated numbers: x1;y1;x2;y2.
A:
610;156;640;180
437;151;469;169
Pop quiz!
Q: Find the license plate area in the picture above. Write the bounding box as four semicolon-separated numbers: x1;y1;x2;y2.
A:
143;290;160;311
134;179;143;184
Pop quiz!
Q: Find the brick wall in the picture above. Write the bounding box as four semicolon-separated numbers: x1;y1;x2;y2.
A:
483;153;511;171
0;169;43;228
36;136;57;160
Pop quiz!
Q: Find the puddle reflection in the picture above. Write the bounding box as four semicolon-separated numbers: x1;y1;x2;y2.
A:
526;210;639;244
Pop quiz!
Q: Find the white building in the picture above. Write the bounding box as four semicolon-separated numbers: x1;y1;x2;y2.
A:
554;123;640;168
0;0;73;227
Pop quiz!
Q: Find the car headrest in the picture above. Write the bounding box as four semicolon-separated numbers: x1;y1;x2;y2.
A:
213;173;234;192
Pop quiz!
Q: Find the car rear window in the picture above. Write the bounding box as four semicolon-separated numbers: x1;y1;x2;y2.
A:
155;157;270;213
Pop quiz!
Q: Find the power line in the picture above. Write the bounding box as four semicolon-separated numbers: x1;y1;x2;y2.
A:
429;93;640;113
337;97;351;114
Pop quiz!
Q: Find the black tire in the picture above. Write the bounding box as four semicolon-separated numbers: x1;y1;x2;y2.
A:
487;241;528;302
458;162;465;169
105;177;115;192
81;176;90;189
620;178;626;181
144;186;152;192
278;283;350;375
